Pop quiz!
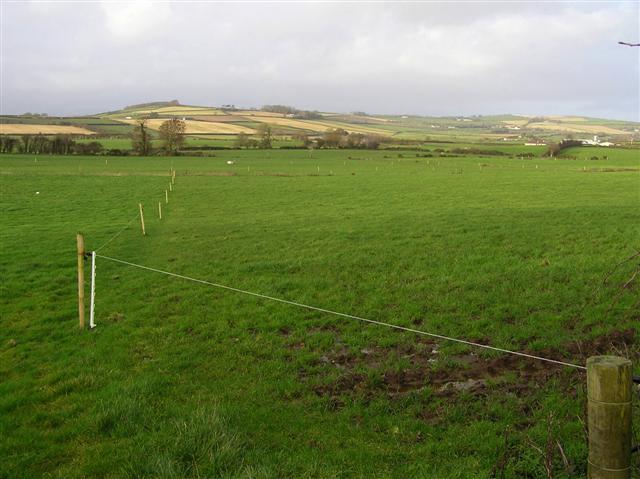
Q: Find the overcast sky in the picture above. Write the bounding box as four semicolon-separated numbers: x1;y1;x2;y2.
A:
1;1;639;120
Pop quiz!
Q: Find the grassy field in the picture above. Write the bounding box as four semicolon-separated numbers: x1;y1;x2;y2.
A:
1;147;639;478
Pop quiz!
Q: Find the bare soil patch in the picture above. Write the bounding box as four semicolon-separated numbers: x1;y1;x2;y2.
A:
302;329;636;402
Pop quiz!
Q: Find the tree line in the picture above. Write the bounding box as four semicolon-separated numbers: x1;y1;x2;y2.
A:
315;129;382;149
233;124;273;149
546;139;583;157
261;105;322;120
231;127;382;150
297;129;382;149
0;135;104;155
0;118;188;157
0;118;385;156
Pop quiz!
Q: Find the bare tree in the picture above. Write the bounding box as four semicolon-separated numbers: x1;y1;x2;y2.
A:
257;124;272;149
323;128;346;148
158;118;186;155
131;119;152;156
234;132;249;149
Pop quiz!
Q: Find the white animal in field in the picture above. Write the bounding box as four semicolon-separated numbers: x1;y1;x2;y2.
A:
226;160;235;165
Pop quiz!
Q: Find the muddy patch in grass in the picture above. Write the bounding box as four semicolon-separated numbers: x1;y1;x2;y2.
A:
304;329;637;403
567;328;636;359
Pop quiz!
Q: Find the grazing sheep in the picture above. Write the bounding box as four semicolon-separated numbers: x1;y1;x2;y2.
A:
226;160;235;165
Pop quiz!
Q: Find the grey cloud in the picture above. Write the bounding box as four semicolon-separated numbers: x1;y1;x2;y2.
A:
1;1;638;119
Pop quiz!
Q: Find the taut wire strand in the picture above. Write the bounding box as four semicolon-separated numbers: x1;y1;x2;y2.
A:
94;214;139;253
95;253;587;371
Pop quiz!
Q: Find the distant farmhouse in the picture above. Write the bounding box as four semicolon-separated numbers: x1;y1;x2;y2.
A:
579;135;615;147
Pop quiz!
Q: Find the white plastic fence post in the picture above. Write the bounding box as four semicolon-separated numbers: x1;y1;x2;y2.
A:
89;251;96;329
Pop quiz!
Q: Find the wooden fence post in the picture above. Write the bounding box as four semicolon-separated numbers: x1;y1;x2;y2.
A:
587;355;632;478
138;203;146;236
76;233;85;329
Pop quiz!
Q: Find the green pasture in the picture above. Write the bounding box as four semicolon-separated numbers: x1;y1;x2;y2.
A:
1;147;639;478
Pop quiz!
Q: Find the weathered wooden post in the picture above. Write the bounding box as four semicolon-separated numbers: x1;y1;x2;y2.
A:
587;356;632;479
76;233;85;329
138;203;146;236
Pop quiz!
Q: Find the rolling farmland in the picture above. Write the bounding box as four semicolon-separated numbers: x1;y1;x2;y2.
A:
2;103;638;145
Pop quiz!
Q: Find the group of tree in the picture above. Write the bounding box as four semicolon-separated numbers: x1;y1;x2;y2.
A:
233;126;382;150
293;130;382;149
261;105;298;115
235;127;383;150
158;118;186;154
317;129;382;149
233;124;273;149
547;139;583;157
260;105;322;120
0;135;103;155
131;117;186;156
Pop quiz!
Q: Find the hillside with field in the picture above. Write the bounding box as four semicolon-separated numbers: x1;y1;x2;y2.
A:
2;101;639;151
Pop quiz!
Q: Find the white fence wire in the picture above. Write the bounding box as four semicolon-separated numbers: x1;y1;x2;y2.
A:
94;253;587;371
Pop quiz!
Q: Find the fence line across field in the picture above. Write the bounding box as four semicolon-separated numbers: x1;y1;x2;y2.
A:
94;213;140;253
74;153;633;473
94;253;587;371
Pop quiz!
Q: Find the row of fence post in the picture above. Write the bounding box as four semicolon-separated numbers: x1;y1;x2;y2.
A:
138;168;175;236
76;168;177;327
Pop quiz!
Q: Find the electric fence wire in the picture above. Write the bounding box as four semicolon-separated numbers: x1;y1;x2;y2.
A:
95;253;588;371
94;214;140;253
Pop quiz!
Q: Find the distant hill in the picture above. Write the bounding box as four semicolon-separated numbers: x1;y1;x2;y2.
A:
1;102;639;142
123;100;181;111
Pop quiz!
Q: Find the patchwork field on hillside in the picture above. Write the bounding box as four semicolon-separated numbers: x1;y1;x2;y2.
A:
111;105;224;117
2;105;638;143
502;118;633;135
118;118;256;135
249;116;392;135
526;122;630;135
0;124;95;135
